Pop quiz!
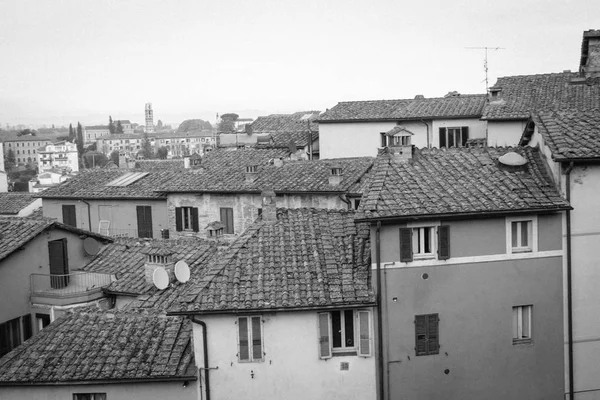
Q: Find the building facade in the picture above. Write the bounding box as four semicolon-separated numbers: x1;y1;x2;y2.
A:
2;136;52;166
37;141;79;173
84;125;110;145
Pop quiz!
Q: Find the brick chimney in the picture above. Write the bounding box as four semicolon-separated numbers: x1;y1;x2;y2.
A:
329;165;343;186
142;247;175;285
386;126;414;163
580;30;600;79
261;189;277;223
245;165;258;183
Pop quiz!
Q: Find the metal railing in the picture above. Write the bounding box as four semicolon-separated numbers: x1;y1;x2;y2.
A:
30;271;113;297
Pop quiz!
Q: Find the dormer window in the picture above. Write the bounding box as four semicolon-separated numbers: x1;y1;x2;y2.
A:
246;165;258;173
331;167;343;176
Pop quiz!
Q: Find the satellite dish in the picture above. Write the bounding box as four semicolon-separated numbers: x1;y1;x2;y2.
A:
152;268;169;290
174;261;190;283
83;237;100;256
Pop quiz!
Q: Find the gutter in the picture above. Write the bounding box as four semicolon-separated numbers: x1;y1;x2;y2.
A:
168;302;378;316
191;317;213;400
338;193;351;210
315;115;484;124
419;120;430;148
0;376;197;387
376;221;385;400
565;161;575;400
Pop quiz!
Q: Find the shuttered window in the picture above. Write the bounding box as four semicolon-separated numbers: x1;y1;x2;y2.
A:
439;127;469;148
62;205;77;227
175;207;199;232
400;225;451;262
358;310;372;357
399;228;413;262
237;316;263;362
318;310;372;359
318;312;332;359
438;225;450;260
220;208;234;234
415;313;439;356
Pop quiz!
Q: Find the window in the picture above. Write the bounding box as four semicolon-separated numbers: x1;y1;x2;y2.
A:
62;205;77;227
439;127;469;148
318;310;372;359
237;316;263;362
399;225;450;262
36;313;50;331
220;207;234;234
506;216;537;254
0;317;22;357
512;305;532;344
175;206;199;232
415;313;439;356
73;394;107;400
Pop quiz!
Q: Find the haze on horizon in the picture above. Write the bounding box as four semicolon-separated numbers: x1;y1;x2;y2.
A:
0;0;598;128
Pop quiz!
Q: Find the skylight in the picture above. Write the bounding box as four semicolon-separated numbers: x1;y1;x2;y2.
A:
105;172;149;187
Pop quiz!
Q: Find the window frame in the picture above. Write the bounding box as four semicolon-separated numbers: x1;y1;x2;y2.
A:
237;315;264;363
220;207;234;234
506;216;538;254
401;221;450;262
175;206;199;232
73;394;107;400
318;309;372;359
512;305;533;344
415;313;440;356
438;126;469;148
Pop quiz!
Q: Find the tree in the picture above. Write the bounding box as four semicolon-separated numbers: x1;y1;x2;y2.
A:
218;113;238;133
109;150;120;166
157;119;163;130
76;122;84;156
139;131;154;159
156;146;169;159
17;128;37;137
68;123;75;141
83;151;108;168
178;119;213;133
4;149;15;171
116;120;124;134
109;116;115;134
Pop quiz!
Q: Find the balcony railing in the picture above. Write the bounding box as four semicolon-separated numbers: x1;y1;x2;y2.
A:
30;271;113;298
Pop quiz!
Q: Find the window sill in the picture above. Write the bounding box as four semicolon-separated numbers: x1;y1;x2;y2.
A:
510;248;532;254
332;350;357;357
512;338;533;346
238;359;265;363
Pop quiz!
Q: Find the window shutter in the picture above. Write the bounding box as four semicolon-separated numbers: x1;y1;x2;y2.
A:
175;207;183;231
380;133;387;147
461;127;469;147
415;315;427;355
22;314;32;341
318;312;332;359
191;207;199;232
399;228;413;262
238;317;250;361
251;316;263;361
438;225;450;260
358;310;372;357
439;128;446;148
428;314;439;354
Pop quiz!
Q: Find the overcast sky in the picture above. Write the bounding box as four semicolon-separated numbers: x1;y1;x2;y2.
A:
0;0;598;127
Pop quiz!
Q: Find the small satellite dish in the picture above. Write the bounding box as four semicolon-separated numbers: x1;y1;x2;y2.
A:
83;237;100;256
174;261;190;283
152;268;169;290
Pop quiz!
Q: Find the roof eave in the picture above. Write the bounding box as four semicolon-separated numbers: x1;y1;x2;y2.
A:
317;114;483;123
555;156;600;164
0;375;197;387
168;301;378;316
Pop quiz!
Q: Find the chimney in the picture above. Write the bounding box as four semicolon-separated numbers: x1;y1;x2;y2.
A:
580;30;600;79
245;165;258;183
329;165;343;186
184;155;190;169
414;94;425;99
205;221;225;239
261;189;277;223
142;248;175;285
386;127;414;162
118;152;128;169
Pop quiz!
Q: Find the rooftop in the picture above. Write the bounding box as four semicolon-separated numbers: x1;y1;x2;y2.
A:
357;146;570;221
173;208;374;314
318;94;487;122
134;159;185;171
0;193;39;215
251;111;320;133
0;310;195;384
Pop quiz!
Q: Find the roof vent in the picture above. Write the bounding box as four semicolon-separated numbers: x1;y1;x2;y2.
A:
498;152;528;172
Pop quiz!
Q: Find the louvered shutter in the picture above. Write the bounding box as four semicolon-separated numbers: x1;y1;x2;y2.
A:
461;127;469;147
251;316;263;361
318;312;332;359
438;225;450;260
415;315;428;355
439;128;446;148
191;207;199;232
238;317;250;361
175;207;183;231
358;310;372;357
428;314;439;354
399;228;413;262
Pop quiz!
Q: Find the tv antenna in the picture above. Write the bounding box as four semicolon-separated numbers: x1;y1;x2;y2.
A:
465;47;505;93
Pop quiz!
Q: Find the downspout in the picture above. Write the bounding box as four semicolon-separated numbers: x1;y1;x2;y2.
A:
565;162;575;400
376;221;385;400
338;193;351;210
81;199;92;231
419;120;430;148
191;316;213;400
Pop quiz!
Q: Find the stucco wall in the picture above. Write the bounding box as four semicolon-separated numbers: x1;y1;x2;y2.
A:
0;381;197;400
431;118;487;148
194;311;376;400
487;120;527;147
378;256;564;400
42;198;168;238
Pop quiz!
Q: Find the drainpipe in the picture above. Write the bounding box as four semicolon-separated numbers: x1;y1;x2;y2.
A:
376;221;384;400
191;316;213;400
81;199;92;231
565;162;575;400
338;193;351;210
419;120;430;148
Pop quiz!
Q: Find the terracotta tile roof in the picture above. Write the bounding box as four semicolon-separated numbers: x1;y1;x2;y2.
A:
82;237;217;297
251;111;320;133
0;193;39;215
37;169;179;200
483;72;600;120
528;111;600;161
85;125;109;130
318;95;487;122
173;208;374;313
134;159;185;170
1;136;52;142
0;310;195;384
357;147;570;220
159;156;373;194
0;218;111;263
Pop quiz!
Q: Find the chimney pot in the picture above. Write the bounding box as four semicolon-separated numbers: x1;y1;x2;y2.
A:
245;165;258;183
329;166;343;186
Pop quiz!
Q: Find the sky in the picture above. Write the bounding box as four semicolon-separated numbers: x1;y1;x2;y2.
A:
0;0;598;127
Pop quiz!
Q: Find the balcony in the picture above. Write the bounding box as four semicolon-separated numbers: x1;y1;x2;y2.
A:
30;271;114;306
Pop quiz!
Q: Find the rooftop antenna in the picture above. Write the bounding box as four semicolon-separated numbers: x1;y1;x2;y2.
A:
465;47;505;94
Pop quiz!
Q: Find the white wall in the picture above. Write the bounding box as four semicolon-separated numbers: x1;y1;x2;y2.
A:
487;121;527;147
194;310;376;400
0;171;7;193
431;118;487;147
319;122;397;158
